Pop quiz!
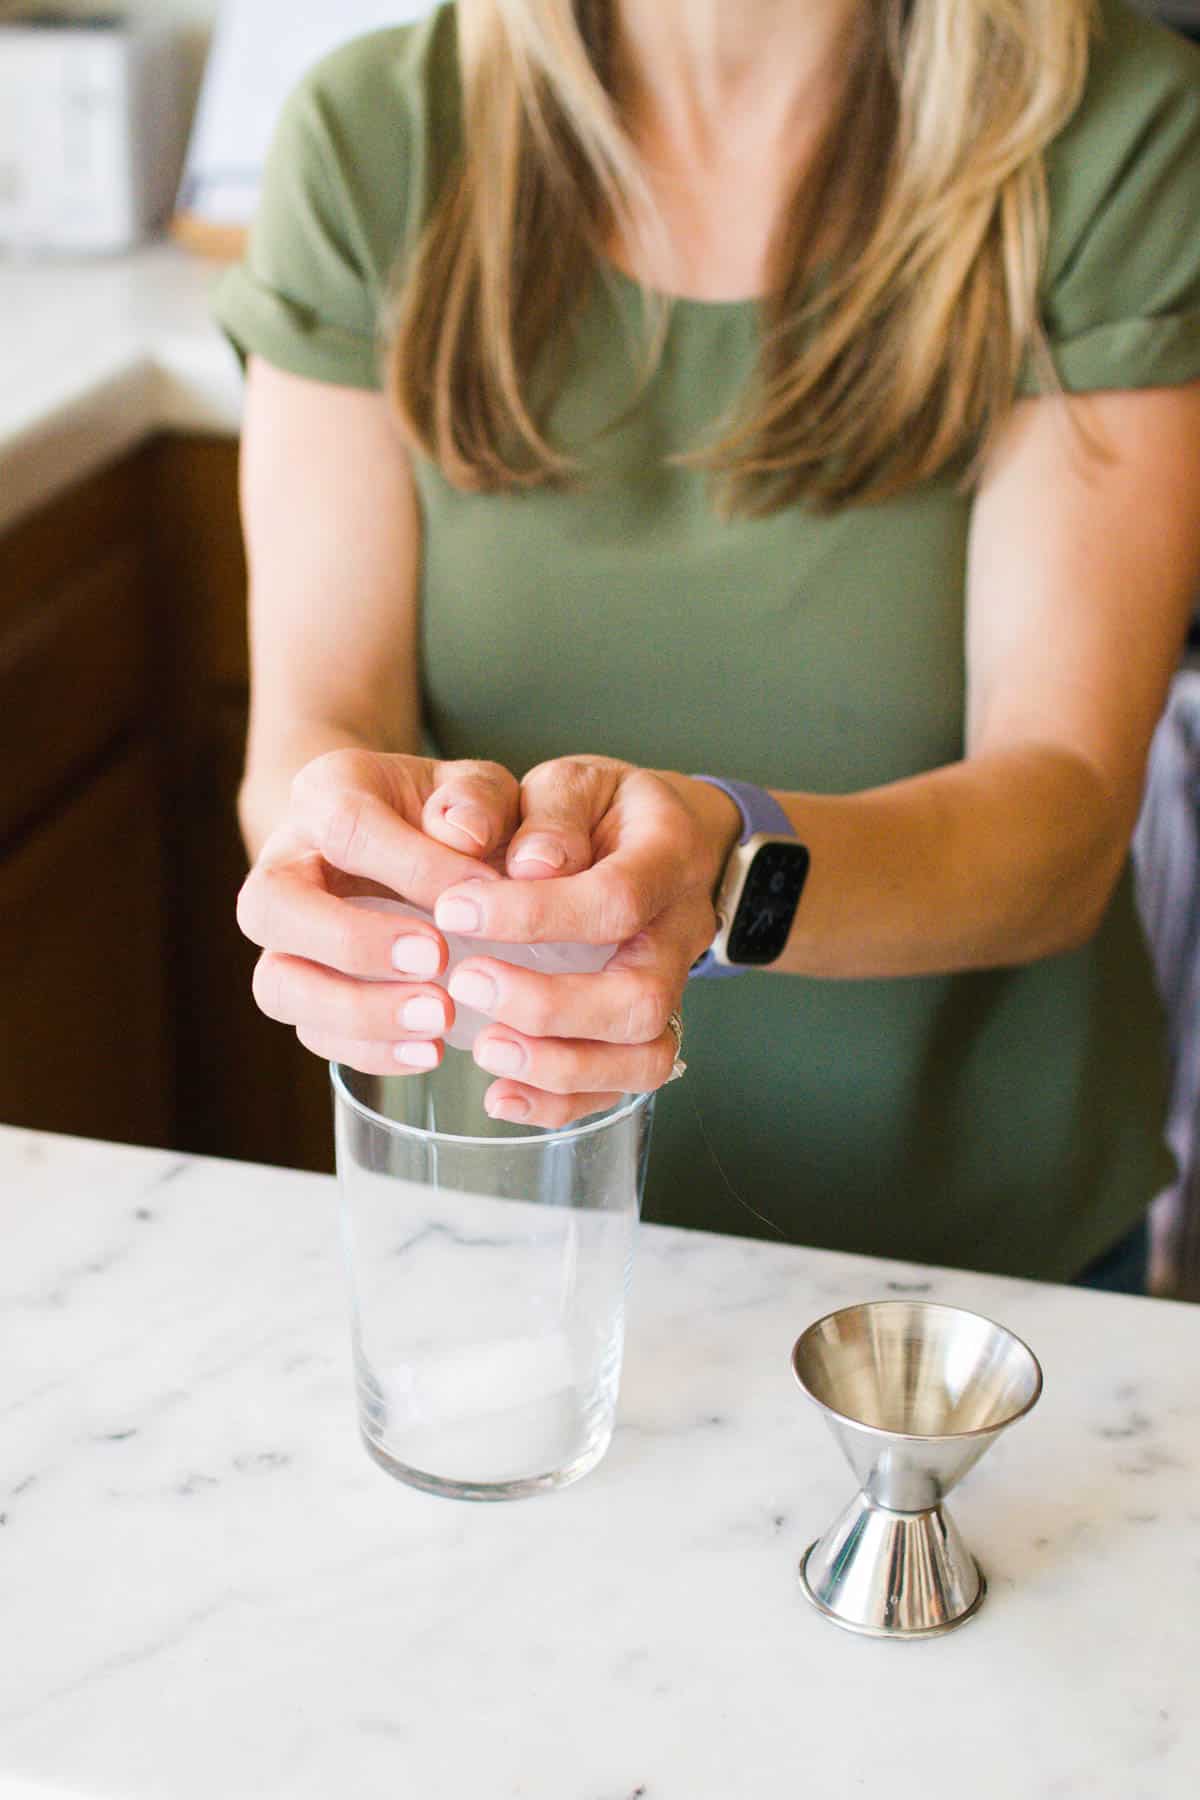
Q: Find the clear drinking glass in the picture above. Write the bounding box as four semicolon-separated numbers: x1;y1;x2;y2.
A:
332;1055;654;1500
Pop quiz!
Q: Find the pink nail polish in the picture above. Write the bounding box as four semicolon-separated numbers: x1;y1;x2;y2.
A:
392;936;441;976
476;1038;525;1076
448;970;497;1013
395;1041;439;1070
402;996;446;1033
436;897;481;934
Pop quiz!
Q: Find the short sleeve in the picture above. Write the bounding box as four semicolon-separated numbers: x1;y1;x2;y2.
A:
1019;4;1200;396
211;27;427;391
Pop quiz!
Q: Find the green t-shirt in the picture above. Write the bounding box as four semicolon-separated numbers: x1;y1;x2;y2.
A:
214;0;1200;1281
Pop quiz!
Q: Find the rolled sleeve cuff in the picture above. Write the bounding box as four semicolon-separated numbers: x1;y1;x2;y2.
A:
1018;311;1200;397
212;265;383;391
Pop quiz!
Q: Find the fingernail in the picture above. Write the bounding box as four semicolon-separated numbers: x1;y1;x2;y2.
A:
487;1095;530;1122
448;969;497;1013
444;804;490;849
395;1041;439;1070
392;936;441;976
510;837;566;873
402;996;446;1033
475;1037;525;1076
436;896;481;934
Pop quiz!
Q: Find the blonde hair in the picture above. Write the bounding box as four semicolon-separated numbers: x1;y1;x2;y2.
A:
387;0;1095;513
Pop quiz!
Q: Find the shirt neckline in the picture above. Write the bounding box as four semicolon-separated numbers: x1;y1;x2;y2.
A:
600;255;763;318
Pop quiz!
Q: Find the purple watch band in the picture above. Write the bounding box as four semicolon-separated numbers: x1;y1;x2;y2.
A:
688;776;796;979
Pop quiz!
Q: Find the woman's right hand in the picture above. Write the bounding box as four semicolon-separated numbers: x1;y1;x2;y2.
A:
236;747;522;1074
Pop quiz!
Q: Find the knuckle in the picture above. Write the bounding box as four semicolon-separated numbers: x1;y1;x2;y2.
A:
288;763;319;809
235;871;265;944
598;870;644;942
330;910;372;977
696;896;720;948
524;755;600;802
291;748;353;805
384;758;423;818
519;1096;563;1129
291;754;379;867
624;977;672;1045
543;1050;583;1096
521;983;559;1039
294;1023;335;1062
553;1092;614;1127
648;1036;678;1090
555;756;594;786
523;755;568;786
316;794;370;868
327;979;368;1038
251;952;290;1022
462;759;515;796
505;887;549;940
537;1089;579;1125
582;1094;621;1124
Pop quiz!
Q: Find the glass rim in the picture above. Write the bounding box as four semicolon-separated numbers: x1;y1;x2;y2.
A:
329;1061;654;1149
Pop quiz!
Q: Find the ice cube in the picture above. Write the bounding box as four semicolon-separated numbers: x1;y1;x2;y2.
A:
345;895;616;1050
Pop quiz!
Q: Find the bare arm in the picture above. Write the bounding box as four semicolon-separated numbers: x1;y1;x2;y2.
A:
236;356;424;859
231;358;532;1080
419;381;1200;1125
759;379;1200;975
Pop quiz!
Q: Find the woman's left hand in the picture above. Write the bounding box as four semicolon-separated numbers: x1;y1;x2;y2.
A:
431;756;742;1126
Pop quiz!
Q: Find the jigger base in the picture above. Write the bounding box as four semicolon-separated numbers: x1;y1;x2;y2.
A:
799;1494;987;1639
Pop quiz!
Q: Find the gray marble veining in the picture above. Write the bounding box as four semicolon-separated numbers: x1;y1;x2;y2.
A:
2;1124;1198;1799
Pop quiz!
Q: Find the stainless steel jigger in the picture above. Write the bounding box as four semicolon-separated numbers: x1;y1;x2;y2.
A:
791;1300;1043;1639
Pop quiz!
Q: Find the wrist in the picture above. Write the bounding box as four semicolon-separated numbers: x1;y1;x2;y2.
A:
685;776;809;978
658;771;743;894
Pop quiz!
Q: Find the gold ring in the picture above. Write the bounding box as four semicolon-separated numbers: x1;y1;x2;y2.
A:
666;1009;686;1083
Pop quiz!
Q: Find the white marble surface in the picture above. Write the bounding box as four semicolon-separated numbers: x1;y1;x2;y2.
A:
3;1124;1199;1799
0;243;240;535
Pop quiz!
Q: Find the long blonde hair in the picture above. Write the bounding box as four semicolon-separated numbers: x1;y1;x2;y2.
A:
388;0;1095;513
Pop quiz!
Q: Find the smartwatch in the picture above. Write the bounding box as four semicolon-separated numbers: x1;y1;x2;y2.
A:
689;776;810;978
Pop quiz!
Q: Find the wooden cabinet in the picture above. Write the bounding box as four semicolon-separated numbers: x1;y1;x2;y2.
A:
0;450;168;1147
0;745;170;1147
165;696;333;1174
143;437;334;1174
0;436;333;1173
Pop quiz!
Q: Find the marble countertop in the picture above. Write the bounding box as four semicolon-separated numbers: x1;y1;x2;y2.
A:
3;1124;1198;1799
0;242;241;537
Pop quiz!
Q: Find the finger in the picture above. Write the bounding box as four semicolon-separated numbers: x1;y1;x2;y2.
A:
435;791;695;946
290;757;500;908
294;1025;444;1075
443;890;705;1045
603;891;716;984
505;758;615;879
252;952;453;1041
238;865;448;980
423;761;521;860
446;958;673;1046
483;1084;625;1130
472;1022;679;1097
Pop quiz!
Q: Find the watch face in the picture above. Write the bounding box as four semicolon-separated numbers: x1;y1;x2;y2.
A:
726;840;811;965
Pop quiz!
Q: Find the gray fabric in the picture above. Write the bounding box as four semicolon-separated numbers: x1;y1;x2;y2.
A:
1133;665;1200;1298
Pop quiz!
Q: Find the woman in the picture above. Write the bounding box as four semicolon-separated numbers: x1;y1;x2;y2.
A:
216;0;1200;1289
